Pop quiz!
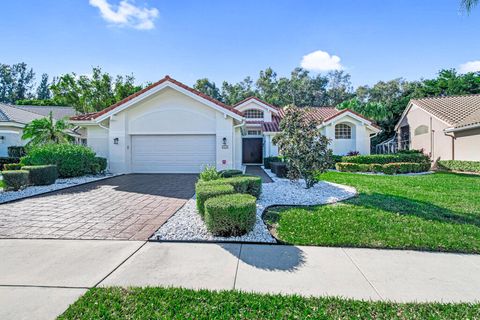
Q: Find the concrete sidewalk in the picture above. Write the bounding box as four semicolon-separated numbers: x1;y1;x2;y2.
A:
101;242;480;303
1;240;480;319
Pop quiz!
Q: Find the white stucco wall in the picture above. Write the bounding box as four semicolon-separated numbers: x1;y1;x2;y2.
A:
0;126;25;157
85;125;109;158
323;115;371;155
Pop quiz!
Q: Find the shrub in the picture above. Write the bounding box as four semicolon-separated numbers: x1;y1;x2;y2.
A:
335;162;371;172
271;162;288;178
437;160;480;173
218;169;243;178
204;193;257;236
224;175;262;198
91;157;107;174
382;162;431;175
4;163;22;170
0;157;20;170
346;151;360;156
2;170;29;191
199;165;221;181
264;156;283;169
21;165;58;186
370;163;384;173
21;144;97;178
7;146;26;158
195;184;235;217
341;153;430;165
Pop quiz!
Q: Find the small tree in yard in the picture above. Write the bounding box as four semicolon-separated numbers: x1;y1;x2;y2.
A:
272;106;333;188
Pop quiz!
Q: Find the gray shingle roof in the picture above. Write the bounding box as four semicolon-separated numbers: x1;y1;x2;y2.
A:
411;94;480;128
0;103;76;124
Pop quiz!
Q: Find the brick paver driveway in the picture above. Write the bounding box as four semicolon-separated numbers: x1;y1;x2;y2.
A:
0;174;197;240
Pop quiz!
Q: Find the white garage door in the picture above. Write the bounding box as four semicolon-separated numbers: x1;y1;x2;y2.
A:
131;135;216;173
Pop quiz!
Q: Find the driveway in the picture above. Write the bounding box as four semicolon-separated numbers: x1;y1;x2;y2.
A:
0;174;197;240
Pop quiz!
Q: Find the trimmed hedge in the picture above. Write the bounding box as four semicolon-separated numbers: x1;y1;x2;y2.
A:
204;193;257;236
21;144;97;178
264;156;282;169
2;170;29;191
224;175;262;198
4;163;22;170
22;165;58;186
218;169;243;178
336;162;431;175
195;184;235;217
437;160;480;173
0;157;20;170
8;146;26;158
341;153;430;165
91;157;107;174
196;175;262;198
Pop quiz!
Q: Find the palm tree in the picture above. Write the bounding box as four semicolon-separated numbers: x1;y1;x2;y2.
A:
22;112;71;147
461;0;479;12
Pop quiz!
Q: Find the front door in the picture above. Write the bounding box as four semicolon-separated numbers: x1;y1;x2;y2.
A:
242;138;263;164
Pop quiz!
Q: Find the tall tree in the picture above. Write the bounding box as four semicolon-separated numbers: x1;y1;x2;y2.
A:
36;73;51;100
461;0;479;12
50;67;143;113
326;70;353;106
0;62;35;103
193;78;223;102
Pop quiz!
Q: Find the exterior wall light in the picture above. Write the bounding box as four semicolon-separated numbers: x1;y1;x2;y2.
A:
113;138;119;145
0;136;4;143
222;137;227;146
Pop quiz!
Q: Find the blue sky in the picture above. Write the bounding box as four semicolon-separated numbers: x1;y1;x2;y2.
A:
1;0;479;88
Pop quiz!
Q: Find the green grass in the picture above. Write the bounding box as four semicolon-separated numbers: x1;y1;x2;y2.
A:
59;287;480;320
264;172;480;253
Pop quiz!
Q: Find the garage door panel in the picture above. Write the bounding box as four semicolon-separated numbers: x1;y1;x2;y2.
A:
131;135;216;173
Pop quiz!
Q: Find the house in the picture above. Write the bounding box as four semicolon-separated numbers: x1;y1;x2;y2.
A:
395;94;480;161
70;76;380;174
0;104;76;157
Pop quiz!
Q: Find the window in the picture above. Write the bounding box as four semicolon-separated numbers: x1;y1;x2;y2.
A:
414;125;429;136
247;130;262;136
335;123;352;139
244;109;264;119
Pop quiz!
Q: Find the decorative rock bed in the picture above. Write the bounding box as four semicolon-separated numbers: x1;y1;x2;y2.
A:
153;168;357;243
0;174;114;204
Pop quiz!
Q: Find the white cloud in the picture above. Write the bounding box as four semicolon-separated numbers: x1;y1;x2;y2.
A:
89;0;159;30
300;50;343;72
459;60;480;73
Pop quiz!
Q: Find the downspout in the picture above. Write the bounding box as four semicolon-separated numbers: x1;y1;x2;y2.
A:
444;131;455;160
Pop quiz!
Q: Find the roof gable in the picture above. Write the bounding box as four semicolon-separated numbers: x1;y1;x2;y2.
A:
233;97;279;114
71;76;243;122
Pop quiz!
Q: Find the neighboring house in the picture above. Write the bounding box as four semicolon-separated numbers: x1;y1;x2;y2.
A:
395;94;480;161
70;76;380;174
0;104;77;156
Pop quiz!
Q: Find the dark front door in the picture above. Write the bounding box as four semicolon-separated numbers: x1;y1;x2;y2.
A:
242;138;263;164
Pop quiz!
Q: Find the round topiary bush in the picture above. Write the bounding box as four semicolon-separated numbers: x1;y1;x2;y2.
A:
204;193;257;236
223;175;262;198
195;184;235;217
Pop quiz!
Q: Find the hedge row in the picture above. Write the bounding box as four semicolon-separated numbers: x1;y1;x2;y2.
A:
437;160;480;173
341;153;430;165
336;162;431;175
264;156;283;169
21;144;107;178
195;174;261;236
2;165;58;191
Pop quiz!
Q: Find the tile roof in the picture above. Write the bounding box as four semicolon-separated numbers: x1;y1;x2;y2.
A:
411;94;480;128
70;75;243;121
15;105;76;119
262;107;341;132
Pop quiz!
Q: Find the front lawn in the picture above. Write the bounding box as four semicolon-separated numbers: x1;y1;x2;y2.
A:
59;287;480;319
264;172;480;253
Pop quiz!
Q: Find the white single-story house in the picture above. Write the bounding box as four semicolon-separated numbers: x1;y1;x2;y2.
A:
395;94;480;161
0;104;76;157
70;76;380;174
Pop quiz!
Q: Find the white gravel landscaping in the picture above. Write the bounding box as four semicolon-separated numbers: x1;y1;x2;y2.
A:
0;174;115;204
153;168;357;243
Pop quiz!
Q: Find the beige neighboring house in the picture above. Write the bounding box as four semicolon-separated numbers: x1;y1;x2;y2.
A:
395;94;480;161
0;104;77;156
